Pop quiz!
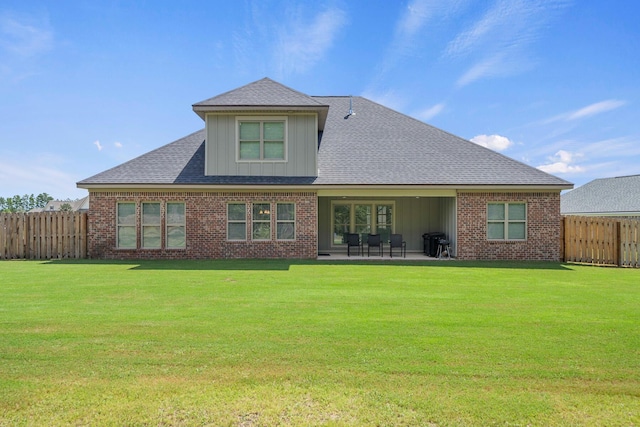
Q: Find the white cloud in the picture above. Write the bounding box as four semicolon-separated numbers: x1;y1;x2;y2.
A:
470;134;513;151
566;100;626;120
114;141;123;148
415;103;445;121
542;99;627;124
360;89;406;112
456;53;507;87
0;15;53;57
0;156;86;199
537;150;585;174
93;140;103;151
448;0;570;86
274;7;347;75
397;0;435;40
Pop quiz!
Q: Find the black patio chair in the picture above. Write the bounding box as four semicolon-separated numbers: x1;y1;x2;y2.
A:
389;233;406;258
346;233;362;257
366;233;383;257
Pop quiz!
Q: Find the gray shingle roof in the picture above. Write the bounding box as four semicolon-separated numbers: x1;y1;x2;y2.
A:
78;129;316;186
314;96;570;186
193;77;326;107
78;79;572;189
561;175;640;214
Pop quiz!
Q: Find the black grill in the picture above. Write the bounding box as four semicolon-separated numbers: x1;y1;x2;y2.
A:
422;232;446;257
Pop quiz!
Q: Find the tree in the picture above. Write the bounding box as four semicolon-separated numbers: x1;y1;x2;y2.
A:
59;203;73;212
0;193;53;213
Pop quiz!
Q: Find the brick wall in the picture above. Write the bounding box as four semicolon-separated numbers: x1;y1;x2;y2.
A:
457;191;562;261
88;191;318;259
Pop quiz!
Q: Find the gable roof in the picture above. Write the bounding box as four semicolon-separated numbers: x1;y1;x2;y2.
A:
561;175;640;215
192;78;330;127
193;77;326;108
78;79;572;190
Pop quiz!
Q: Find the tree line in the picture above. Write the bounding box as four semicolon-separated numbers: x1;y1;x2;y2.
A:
0;193;54;213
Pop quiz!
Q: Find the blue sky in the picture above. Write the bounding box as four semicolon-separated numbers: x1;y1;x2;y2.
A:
1;0;638;199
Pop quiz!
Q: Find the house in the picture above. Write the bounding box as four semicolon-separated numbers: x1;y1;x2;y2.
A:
77;78;572;260
561;175;640;218
29;196;90;213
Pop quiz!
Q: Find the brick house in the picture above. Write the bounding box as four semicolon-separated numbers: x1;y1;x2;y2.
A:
77;78;572;260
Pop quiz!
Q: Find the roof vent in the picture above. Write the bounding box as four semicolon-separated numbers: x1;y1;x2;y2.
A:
344;95;356;119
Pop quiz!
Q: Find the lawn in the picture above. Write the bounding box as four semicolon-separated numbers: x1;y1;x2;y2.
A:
0;260;638;426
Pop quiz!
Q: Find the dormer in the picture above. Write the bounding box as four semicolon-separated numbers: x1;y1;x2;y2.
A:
192;78;329;177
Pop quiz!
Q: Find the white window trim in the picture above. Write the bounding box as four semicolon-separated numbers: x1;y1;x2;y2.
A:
235;116;288;163
330;200;396;248
166;202;186;249
487;202;527;241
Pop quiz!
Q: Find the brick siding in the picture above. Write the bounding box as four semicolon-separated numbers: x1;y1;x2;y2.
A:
88;191;318;259
456;191;562;261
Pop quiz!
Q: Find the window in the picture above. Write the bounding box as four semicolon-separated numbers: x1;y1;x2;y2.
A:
166;202;186;248
228;203;247;241
376;205;393;242
142;202;161;248
333;204;351;244
276;203;295;240
117;202;136;249
252;203;271;240
238;118;286;161
488;202;527;240
355;204;372;236
331;201;395;246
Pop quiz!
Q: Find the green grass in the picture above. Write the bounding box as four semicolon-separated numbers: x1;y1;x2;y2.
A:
0;260;638;426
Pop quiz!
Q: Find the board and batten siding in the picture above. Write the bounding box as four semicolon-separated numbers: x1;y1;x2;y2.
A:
205;113;318;177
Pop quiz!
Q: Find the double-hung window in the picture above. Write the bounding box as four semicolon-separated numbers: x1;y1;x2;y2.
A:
117;202;136;249
252;203;271;240
142;202;161;248
487;202;527;240
276;203;295;240
238;118;286;161
228;203;247;241
166;202;186;248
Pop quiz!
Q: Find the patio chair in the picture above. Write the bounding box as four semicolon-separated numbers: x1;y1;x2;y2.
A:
389;234;406;258
346;233;362;256
366;234;383;257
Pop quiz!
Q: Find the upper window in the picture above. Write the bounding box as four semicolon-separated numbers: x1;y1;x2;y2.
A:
237;118;286;161
488;202;527;240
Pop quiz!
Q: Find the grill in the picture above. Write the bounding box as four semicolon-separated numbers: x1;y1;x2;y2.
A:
422;232;446;257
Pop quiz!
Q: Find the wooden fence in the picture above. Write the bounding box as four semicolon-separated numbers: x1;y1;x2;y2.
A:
563;215;640;267
0;212;87;260
2;212;638;267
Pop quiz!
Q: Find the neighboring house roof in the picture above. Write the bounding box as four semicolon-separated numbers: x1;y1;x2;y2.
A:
78;78;572;189
561;175;640;215
33;196;90;212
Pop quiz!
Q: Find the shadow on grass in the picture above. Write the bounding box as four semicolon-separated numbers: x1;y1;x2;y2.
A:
42;258;574;271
